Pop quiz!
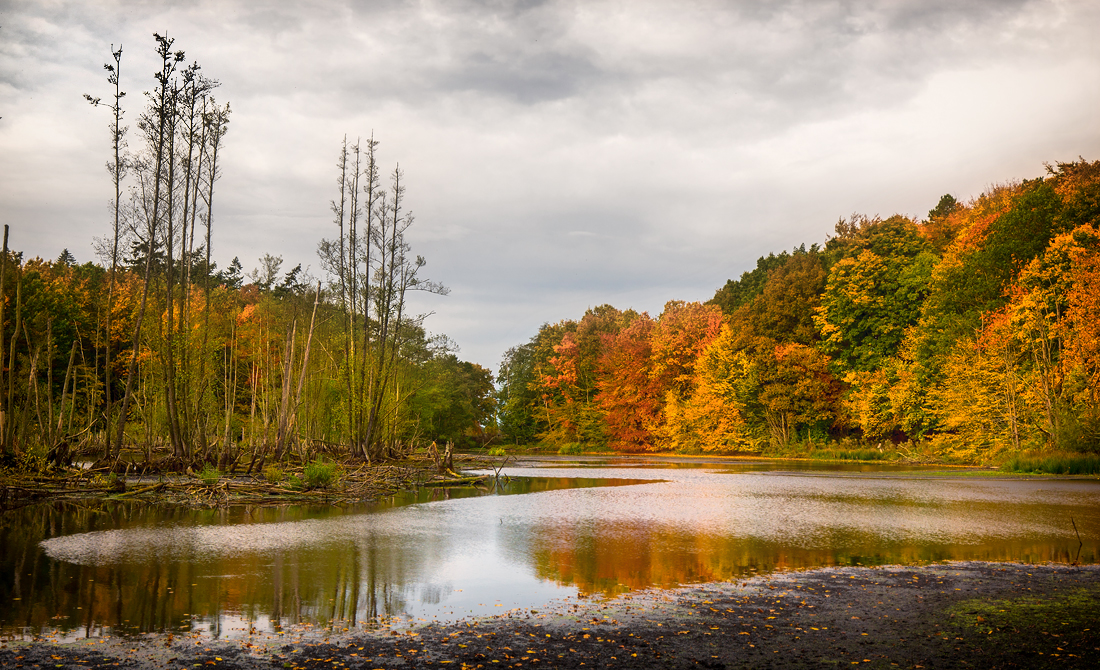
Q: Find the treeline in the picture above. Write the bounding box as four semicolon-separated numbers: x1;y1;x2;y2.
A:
498;159;1100;461
0;35;493;472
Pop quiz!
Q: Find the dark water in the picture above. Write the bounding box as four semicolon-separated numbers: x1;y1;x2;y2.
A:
2;458;1097;641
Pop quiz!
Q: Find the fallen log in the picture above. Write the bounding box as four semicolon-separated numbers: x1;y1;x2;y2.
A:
109;482;167;499
421;475;487;487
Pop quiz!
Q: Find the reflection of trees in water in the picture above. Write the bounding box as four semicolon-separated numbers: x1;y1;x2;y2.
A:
520;520;1098;597
4;486;1097;638
0;501;455;637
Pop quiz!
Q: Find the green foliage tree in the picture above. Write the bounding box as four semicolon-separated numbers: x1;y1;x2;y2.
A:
497;342;543;444
728;248;826;347
815;215;934;373
410;355;495;447
708;244;817;315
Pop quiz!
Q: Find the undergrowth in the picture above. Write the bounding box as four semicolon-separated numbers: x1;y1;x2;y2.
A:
807;448;892;461
1000;451;1100;475
198;464;221;486
300;458;339;490
262;465;284;484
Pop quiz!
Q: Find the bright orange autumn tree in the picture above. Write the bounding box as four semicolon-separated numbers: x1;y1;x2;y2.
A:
925;160;1100;453
596;301;723;451
1053;160;1100;436
597;315;658;451
538;305;635;446
1006;225;1100;449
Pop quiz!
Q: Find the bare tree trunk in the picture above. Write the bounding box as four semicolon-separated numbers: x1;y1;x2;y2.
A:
53;340;77;445
0;225;8;455
275;322;296;459
5;271;22;449
113;33;181;461
193;95;227;456
331;138;351;452
287;283;322;452
85;45;126;453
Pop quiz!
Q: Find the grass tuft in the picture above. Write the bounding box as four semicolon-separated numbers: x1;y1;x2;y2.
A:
302;458;338;490
198;464;221;486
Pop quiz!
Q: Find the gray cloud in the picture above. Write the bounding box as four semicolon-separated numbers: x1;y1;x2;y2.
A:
1;0;1098;370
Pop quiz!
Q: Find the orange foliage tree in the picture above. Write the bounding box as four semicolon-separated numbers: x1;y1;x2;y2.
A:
597;315;658;451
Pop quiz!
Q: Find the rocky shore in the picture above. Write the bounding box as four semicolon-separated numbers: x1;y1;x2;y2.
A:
2;561;1097;669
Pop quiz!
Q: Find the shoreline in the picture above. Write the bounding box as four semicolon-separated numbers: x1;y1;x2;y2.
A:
3;561;1098;669
3;451;1094;512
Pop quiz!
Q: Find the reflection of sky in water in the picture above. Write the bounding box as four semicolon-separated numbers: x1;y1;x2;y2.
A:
43;469;1097;563
9;463;1100;640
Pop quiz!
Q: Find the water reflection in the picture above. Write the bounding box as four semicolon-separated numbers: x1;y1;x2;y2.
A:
2;462;1097;641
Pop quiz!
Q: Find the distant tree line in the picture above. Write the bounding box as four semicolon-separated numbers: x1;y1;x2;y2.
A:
498;159;1100;461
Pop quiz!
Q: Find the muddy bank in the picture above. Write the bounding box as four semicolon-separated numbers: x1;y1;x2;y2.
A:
0;454;500;511
2;561;1097;669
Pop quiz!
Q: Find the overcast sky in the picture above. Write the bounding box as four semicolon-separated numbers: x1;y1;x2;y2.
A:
2;0;1098;372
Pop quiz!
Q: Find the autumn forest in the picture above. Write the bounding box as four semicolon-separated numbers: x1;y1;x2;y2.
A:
2;34;1099;475
498;160;1100;464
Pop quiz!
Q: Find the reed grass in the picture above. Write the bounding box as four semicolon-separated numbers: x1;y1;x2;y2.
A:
1000;451;1100;475
807;448;892;461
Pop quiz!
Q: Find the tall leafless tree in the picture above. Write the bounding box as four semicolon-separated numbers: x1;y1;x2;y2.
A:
84;44;127;453
112;33;183;460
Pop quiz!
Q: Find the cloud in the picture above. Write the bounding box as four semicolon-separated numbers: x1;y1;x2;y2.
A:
1;0;1099;369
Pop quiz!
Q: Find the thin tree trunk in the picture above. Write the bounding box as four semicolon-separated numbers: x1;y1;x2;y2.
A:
0;225;8;453
114;34;179;461
287;283;322;449
5;272;21;448
275;322;296;458
55;340;78;442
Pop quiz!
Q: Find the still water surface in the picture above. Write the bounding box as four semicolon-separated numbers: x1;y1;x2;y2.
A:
2;457;1097;640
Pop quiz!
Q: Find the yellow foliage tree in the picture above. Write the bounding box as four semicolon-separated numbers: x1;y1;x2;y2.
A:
657;325;760;452
930;323;1025;459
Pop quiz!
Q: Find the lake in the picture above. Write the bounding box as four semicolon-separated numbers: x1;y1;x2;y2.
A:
2;456;1097;641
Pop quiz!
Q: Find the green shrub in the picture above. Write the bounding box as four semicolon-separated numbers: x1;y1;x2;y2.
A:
487;447;507;457
557;443;585;455
198;464;221;486
302;459;338;490
262;465;284;484
1000;452;1100;475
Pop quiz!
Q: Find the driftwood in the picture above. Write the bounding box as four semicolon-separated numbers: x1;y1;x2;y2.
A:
421;474;486;487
